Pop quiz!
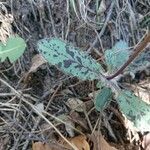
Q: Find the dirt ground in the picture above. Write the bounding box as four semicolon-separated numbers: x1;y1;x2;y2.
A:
0;0;150;150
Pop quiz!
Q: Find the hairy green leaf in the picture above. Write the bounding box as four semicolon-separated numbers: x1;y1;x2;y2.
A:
0;36;26;63
117;90;150;131
95;87;112;111
104;40;129;73
37;38;104;80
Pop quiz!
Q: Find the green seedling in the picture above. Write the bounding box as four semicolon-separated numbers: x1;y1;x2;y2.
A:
0;35;26;63
37;34;150;132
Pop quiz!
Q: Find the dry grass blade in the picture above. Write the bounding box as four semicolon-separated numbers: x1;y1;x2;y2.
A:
69;0;79;19
0;4;13;43
88;132;118;150
87;0;115;53
0;77;79;150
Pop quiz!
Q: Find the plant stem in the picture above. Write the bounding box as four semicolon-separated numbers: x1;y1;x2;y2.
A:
106;31;150;80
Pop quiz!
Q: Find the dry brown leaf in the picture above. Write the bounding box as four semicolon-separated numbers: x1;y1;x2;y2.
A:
69;112;88;130
88;132;118;150
24;54;47;83
59;135;90;150
33;133;118;150
32;142;64;150
29;54;47;73
33;135;90;150
66;98;83;112
32;142;52;150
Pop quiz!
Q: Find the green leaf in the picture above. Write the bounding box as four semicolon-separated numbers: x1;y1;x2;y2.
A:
117;90;150;131
95;87;112;111
37;38;104;80
0;36;26;63
104;40;129;72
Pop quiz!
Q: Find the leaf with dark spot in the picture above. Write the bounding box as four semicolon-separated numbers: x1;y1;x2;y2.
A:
37;38;104;80
64;60;74;68
53;54;58;57
65;44;75;58
76;56;82;64
57;62;62;68
117;90;150;131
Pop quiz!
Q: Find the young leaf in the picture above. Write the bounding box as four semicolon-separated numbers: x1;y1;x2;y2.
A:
117;90;150;132
0;36;26;63
95;87;112;111
104;40;129;73
37;38;104;80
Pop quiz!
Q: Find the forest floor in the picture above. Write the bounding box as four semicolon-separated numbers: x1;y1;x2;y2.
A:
0;0;150;150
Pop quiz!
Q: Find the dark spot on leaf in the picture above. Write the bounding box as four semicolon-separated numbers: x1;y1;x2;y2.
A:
74;64;82;69
66;44;74;58
64;60;73;68
53;54;57;57
41;41;44;44
140;111;146;116
76;56;82;64
84;69;89;75
146;108;150;112
74;48;79;51
128;110;136;121
43;51;47;54
137;114;142;121
58;62;62;68
126;99;131;105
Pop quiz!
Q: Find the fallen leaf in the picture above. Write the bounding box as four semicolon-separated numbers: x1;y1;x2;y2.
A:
59;135;90;150
88;132;117;150
24;54;46;83
69;135;90;150
33;133;118;150
32;142;64;150
65;119;75;137
29;54;47;73
69;112;88;130
66;98;83;112
32;142;52;150
33;135;90;150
